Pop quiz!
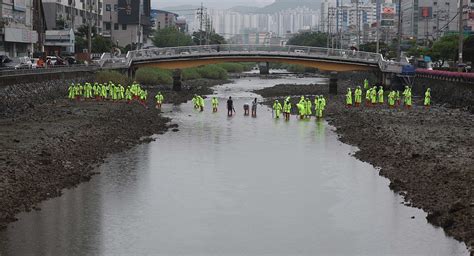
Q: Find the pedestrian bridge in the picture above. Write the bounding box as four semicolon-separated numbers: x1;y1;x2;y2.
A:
100;44;403;73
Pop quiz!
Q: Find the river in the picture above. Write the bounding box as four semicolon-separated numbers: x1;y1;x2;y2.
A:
0;76;468;256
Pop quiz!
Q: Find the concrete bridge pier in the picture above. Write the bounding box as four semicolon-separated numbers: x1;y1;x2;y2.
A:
259;62;270;75
128;67;137;80
329;72;338;95
173;69;182;91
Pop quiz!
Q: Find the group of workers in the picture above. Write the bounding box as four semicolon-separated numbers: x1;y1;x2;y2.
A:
192;95;206;111
345;79;431;109
272;95;327;120
67;81;152;107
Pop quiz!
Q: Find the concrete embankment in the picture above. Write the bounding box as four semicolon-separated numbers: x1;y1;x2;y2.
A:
412;76;474;113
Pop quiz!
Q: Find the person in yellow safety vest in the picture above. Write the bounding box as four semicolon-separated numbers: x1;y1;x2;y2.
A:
125;87;132;103
212;97;219;112
305;97;312;119
364;79;369;89
396;90;401;106
354;86;362;107
405;87;412;108
283;98;291;121
402;86;409;105
424;88;431;108
315;96;322;118
273;100;283;119
365;88;371;106
318;95;326;118
197;96;205;111
378;86;384;105
297;101;305;119
370;86;377;106
68;83;75;99
75;83;81;100
388;91;396;108
346;88;353;107
155;92;164;109
298;96;305;106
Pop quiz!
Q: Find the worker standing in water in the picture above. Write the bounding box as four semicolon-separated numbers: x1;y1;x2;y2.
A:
227;96;236;116
305;97;312;119
283;97;291;121
251;98;258;117
212;97;219;112
273;100;283;119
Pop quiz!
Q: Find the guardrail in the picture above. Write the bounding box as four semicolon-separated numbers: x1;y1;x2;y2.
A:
98;44;403;74
0;64;99;77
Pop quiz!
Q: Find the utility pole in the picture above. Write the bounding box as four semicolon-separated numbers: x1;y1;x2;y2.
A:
458;0;464;68
88;0;93;56
198;3;204;45
137;0;142;50
336;0;339;48
376;0;381;53
396;0;403;61
356;0;360;48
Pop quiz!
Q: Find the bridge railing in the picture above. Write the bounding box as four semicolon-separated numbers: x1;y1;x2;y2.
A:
101;44;400;72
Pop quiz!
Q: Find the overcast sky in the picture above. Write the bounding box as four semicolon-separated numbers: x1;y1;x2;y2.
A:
151;0;275;9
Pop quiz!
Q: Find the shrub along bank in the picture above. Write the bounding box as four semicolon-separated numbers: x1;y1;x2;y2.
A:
133;63;253;85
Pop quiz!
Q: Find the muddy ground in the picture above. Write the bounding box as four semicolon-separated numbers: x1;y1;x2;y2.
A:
255;79;474;253
0;78;223;230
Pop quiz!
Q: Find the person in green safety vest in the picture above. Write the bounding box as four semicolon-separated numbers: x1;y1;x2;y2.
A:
378;86;384;105
424;88;431;108
68;83;75;99
155;92;164;109
370;86;377;106
273;100;283;119
346;88;353;107
197;95;205;111
315;95;321;118
396;90;401;106
365;87;371;106
402;86;409;105
321;95;326;118
405;87;412;108
125;87;132;103
354;86;362;107
296;101;305;119
283;98;291;121
364;79;369;89
305;97;312;119
388;91;396;108
212;97;219;112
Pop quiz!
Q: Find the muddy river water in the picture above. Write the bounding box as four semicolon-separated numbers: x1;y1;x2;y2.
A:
0;76;469;255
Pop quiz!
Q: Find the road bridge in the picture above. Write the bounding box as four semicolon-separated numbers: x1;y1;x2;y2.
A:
101;44;402;73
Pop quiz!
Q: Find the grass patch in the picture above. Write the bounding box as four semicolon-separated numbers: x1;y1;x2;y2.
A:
95;71;130;85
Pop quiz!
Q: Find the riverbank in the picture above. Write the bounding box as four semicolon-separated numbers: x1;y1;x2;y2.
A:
0;77;226;230
255;76;473;253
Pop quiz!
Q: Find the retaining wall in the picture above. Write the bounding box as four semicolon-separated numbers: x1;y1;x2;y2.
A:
413;77;473;113
0;74;94;117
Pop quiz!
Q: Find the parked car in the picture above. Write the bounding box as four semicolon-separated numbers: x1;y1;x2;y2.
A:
294;49;305;54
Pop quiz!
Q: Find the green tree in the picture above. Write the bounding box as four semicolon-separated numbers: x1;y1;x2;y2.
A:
192;30;227;45
463;35;474;64
287;32;328;47
430;35;459;65
152;27;194;47
92;35;113;53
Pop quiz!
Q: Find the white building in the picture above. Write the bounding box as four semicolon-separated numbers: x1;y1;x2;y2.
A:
401;0;460;41
42;0;103;33
0;0;39;57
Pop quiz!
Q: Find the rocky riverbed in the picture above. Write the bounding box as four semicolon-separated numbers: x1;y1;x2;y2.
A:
255;75;474;254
